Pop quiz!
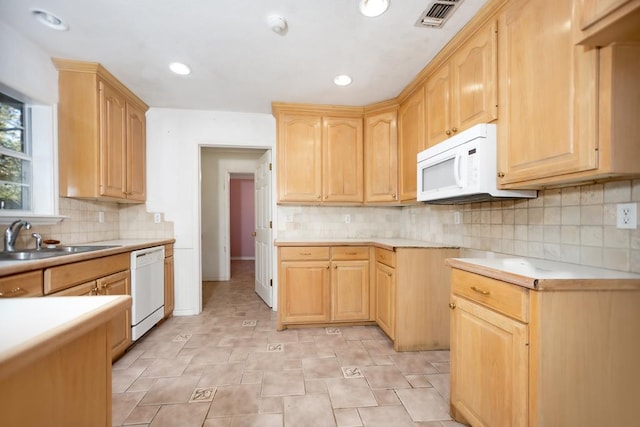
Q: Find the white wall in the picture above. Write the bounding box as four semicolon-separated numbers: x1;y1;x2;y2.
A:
201;149;264;281
0;22;57;104
146;108;275;316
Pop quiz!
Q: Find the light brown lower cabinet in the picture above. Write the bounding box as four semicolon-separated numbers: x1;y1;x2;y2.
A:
45;253;132;361
277;246;371;329
0;270;43;298
375;247;459;351
277;244;459;352
164;244;175;318
449;268;640;427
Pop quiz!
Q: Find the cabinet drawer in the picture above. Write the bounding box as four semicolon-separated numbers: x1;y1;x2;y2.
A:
50;281;98;296
280;246;330;261
375;248;396;268
452;269;529;323
0;271;43;298
332;246;369;260
44;253;130;294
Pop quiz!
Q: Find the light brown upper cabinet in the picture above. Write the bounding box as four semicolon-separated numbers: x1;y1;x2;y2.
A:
497;0;640;188
323;117;364;203
364;106;398;204
496;0;599;187
425;20;498;148
54;59;148;202
577;0;640;45
397;87;425;203
273;104;363;204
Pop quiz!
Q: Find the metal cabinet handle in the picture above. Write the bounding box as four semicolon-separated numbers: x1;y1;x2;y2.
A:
0;287;27;297
91;287;99;295
470;286;491;295
452;127;458;133
334;265;338;269
497;172;505;178
300;252;311;256
445;130;452;136
449;302;456;309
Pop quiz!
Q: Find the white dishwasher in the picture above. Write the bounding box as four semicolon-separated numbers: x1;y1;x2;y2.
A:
130;246;165;340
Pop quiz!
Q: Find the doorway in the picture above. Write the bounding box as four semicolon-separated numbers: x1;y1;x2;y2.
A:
200;147;273;307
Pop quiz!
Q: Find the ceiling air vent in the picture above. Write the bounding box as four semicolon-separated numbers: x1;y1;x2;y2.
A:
415;0;464;28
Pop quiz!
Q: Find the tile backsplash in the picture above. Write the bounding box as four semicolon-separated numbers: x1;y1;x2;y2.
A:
11;198;174;250
278;180;640;274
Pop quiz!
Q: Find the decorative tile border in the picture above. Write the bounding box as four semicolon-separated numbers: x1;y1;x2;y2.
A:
242;320;257;327
341;366;364;378
325;327;341;335
267;343;284;352
189;387;215;403
172;333;192;342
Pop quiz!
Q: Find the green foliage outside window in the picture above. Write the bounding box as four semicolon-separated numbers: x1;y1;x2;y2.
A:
0;92;31;210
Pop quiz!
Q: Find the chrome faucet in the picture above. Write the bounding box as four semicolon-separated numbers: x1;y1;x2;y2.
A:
4;219;32;252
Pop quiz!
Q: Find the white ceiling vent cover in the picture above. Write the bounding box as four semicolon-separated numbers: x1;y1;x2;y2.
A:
415;0;464;28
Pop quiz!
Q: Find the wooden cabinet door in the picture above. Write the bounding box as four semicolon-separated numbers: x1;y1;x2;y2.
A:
364;110;398;203
375;262;395;340
164;255;175;318
398;87;425;202
425;64;452;148
452;20;498;133
126;103;146;202
322;117;364;203
97;270;131;359
497;0;598;186
277;114;322;202
99;80;127;199
280;261;330;323
450;295;528;427
331;260;370;321
580;0;632;28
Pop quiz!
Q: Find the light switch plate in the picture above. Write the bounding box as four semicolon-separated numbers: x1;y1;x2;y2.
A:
153;213;161;224
616;203;637;229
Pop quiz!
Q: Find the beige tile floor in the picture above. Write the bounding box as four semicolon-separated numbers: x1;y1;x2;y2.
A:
112;261;467;427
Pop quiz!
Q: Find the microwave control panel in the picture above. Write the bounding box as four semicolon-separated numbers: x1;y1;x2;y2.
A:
467;148;479;187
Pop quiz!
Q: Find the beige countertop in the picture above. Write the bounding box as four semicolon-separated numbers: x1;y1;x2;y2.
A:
0;238;174;276
274;238;457;251
0;295;131;379
446;257;640;290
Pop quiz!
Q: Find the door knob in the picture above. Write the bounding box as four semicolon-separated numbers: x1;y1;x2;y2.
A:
251;231;257;237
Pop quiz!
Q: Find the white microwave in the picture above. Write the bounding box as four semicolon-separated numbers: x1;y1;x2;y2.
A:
417;124;536;204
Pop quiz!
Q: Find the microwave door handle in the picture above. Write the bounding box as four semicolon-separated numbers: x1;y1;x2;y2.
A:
454;150;464;188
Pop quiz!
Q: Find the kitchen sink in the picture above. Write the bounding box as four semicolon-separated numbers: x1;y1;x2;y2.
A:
0;245;121;261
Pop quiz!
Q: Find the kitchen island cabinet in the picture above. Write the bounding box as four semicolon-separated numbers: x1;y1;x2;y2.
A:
0;295;131;427
447;257;640;427
54;58;148;203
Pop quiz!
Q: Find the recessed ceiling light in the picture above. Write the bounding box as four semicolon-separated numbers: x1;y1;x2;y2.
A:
30;8;68;31
169;62;191;75
334;75;352;86
359;0;390;17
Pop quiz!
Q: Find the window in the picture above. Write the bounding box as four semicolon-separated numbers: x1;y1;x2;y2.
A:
0;92;31;211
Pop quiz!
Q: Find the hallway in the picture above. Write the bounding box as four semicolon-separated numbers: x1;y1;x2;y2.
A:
111;261;463;426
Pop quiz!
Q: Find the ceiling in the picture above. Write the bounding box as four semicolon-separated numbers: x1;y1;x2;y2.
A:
0;0;488;114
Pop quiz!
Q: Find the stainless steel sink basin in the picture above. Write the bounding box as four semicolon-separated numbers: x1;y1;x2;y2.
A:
0;245;120;261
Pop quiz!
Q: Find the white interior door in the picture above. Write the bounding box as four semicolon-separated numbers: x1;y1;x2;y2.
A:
254;150;273;307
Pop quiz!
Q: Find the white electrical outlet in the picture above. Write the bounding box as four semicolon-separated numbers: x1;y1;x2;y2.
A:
454;211;461;225
616;203;637;229
97;211;104;223
345;214;351;224
153;213;161;224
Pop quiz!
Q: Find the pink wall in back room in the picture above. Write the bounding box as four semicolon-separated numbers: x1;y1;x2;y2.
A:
230;178;255;259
